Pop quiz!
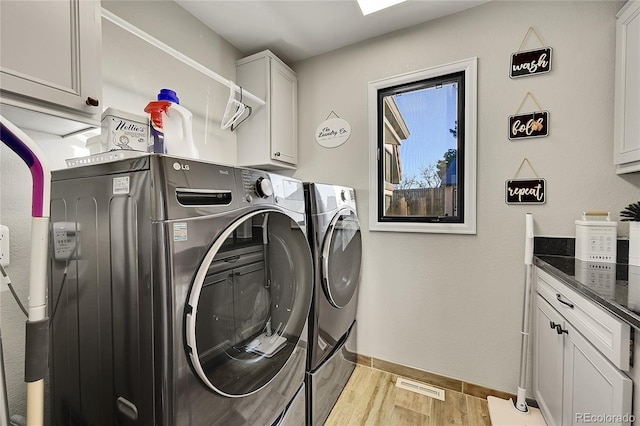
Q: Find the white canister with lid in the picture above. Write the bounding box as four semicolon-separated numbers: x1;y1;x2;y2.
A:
575;212;617;263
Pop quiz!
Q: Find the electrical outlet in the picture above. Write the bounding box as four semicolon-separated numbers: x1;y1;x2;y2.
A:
0;224;9;268
52;222;80;261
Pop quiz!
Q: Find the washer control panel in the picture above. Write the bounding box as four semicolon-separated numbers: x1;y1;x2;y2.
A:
239;169;273;204
255;177;274;198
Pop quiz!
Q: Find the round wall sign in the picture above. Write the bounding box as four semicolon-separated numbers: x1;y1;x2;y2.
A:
315;117;351;148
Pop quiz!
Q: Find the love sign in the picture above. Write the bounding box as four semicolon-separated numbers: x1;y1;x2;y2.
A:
505;179;546;204
510;47;552;78
508;111;549;140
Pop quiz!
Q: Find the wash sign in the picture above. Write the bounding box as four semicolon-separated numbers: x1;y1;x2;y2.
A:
505;179;546;204
510;47;552;78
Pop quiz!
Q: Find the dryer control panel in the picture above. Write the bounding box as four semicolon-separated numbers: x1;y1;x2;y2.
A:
338;188;356;205
236;169;305;216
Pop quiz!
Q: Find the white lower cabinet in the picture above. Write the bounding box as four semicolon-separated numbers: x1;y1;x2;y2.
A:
534;269;633;426
534;295;564;425
563;321;632;425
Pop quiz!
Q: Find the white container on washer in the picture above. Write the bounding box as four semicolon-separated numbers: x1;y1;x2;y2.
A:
101;108;149;152
575;212;617;263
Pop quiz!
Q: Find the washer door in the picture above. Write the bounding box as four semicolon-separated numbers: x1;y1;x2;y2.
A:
185;210;313;397
321;208;362;308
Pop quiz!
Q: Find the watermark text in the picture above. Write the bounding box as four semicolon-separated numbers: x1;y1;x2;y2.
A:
575;412;635;423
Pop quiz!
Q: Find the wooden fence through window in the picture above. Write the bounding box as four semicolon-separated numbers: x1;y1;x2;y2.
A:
386;188;445;216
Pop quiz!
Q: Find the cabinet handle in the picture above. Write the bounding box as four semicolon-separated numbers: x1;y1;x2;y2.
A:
554;324;568;335
274;152;281;157
556;294;574;309
86;97;100;107
549;321;559;329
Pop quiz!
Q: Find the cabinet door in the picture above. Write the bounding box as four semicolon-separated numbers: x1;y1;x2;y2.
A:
0;0;101;117
563;322;632;426
614;0;640;173
534;295;564;426
270;60;297;165
236;51;297;170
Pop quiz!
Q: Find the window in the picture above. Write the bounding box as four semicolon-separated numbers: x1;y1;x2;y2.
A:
368;58;477;234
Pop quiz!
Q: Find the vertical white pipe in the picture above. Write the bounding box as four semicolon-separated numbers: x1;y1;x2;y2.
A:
26;218;49;426
28;218;49;321
0;336;10;426
26;381;44;426
516;213;534;412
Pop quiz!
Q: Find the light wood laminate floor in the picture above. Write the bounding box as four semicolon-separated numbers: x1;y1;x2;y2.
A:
326;365;492;426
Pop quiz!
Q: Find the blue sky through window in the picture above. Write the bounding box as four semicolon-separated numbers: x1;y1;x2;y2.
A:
393;82;458;187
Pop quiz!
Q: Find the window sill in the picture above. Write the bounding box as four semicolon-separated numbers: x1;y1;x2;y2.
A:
368;220;476;234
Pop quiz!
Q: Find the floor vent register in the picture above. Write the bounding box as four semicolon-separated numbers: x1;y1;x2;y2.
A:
395;378;445;401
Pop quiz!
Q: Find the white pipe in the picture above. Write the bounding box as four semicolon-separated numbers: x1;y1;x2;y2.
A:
101;8;266;107
524;213;534;265
0;116;51;426
28;218;49;322
26;381;44;426
25;219;49;426
0;336;9;426
515;213;535;412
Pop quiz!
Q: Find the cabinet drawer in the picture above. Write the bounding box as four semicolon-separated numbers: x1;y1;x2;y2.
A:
536;268;631;371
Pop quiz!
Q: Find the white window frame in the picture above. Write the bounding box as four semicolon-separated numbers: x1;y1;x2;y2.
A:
368;57;477;234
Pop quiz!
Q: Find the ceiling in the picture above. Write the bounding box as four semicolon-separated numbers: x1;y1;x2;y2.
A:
175;0;488;64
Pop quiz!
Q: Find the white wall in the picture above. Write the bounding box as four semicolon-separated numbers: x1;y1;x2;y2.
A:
0;0;241;417
101;0;242;164
292;0;640;394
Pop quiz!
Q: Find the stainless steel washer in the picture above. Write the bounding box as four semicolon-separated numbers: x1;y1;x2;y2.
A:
303;183;362;425
48;154;313;425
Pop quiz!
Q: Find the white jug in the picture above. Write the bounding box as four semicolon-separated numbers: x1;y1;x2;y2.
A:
145;89;200;159
163;102;199;159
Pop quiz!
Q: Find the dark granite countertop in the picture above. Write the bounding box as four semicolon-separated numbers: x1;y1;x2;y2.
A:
533;236;639;330
534;255;640;330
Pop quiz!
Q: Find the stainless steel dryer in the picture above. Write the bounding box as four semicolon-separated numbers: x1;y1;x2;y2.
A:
48;154;313;425
303;183;362;425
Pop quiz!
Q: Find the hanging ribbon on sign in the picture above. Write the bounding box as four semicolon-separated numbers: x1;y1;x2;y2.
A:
508;92;550;140
316;111;352;148
510;27;552;78
505;158;546;204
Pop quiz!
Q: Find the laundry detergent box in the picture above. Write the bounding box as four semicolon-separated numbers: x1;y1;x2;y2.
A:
101;108;149;152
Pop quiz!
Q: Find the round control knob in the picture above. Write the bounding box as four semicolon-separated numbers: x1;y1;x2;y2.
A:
255;177;273;198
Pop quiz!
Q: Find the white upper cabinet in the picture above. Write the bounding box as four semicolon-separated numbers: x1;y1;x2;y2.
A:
236;50;297;170
614;0;640;174
0;0;102;134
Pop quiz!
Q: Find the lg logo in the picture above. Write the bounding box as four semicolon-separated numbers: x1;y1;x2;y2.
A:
173;162;190;171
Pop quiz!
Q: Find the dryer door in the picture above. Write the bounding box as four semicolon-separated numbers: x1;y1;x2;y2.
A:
321;208;362;308
185;210;313;397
